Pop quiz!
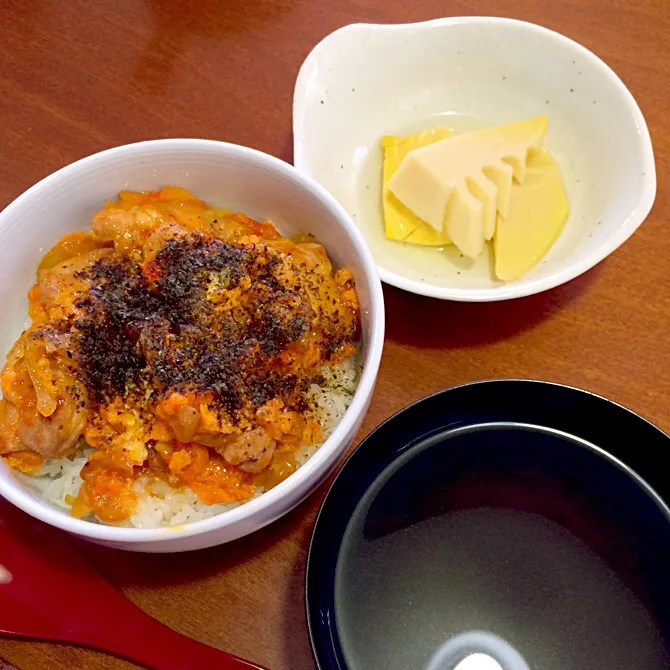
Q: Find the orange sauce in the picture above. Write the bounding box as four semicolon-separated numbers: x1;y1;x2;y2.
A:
0;187;359;523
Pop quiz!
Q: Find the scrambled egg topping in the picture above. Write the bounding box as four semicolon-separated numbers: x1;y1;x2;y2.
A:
0;187;359;522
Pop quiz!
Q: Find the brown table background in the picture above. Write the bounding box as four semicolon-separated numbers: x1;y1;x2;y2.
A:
1;0;669;668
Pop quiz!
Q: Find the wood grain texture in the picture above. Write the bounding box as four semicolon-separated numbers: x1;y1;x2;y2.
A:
0;0;669;668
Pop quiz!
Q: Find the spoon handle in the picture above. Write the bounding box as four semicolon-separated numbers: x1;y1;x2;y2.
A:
0;498;264;669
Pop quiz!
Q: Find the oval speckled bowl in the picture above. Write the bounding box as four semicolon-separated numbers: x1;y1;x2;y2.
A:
293;18;656;301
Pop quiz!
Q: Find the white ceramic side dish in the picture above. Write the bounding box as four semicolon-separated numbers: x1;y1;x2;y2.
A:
0;139;385;552
293;17;656;301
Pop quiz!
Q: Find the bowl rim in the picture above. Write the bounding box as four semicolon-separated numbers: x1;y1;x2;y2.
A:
293;16;657;302
305;378;670;668
0;138;386;543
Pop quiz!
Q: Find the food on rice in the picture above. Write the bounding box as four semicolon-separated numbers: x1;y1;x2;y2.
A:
0;187;360;527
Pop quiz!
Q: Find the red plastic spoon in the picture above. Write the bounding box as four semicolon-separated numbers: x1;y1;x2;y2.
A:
0;497;264;669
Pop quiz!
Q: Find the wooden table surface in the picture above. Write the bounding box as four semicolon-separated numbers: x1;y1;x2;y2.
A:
1;0;668;668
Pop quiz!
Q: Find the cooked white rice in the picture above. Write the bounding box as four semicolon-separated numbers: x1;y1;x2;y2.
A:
18;356;359;528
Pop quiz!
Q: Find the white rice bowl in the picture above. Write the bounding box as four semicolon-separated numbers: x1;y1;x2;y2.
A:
0;139;385;552
18;356;358;529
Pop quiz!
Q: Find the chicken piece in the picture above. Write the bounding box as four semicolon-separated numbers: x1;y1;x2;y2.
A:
91;206;165;257
170;404;200;443
249;292;313;357
218;427;276;473
17;397;87;459
291;241;332;269
38;248;113;321
0;394;87;459
0;400;25;454
38;232;110;272
16;328;77;418
142;223;188;264
23;336;61;418
92;190;211;257
0;327;88;458
137;316;172;368
210;213;282;243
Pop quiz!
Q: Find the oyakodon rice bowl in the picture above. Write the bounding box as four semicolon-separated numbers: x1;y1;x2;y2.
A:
19;359;357;529
1;186;361;529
